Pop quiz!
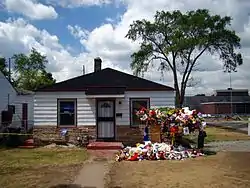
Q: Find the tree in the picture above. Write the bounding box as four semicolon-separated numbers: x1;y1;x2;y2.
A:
126;9;243;107
12;48;56;91
0;57;9;78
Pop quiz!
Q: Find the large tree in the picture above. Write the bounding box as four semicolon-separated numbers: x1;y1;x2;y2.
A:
12;48;56;91
126;9;243;107
0;57;9;78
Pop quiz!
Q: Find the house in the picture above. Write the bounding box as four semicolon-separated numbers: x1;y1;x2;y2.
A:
0;71;34;130
33;58;175;143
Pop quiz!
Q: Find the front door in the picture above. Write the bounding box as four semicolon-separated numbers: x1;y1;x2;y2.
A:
96;99;115;140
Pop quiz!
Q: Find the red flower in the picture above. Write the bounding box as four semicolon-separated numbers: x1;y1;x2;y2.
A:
149;110;156;117
170;126;178;133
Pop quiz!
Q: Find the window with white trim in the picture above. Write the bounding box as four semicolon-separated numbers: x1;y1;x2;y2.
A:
57;99;77;126
130;98;150;126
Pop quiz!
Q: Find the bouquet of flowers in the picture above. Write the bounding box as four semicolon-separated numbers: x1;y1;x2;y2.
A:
135;107;206;145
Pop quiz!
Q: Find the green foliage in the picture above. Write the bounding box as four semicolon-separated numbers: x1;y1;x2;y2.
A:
126;9;243;107
12;48;56;91
0;57;9;78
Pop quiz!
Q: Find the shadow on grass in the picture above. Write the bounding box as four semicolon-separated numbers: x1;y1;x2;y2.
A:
203;150;217;156
49;184;83;188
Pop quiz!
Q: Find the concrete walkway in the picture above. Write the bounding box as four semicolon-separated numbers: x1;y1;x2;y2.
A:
73;150;116;188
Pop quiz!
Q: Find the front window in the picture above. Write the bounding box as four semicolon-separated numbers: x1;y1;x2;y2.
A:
130;98;150;126
57;99;76;126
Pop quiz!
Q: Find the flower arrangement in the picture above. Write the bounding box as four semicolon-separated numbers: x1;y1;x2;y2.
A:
136;107;206;144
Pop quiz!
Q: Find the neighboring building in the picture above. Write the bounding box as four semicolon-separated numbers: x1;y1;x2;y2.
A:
0;71;34;129
184;89;250;115
33;57;175;143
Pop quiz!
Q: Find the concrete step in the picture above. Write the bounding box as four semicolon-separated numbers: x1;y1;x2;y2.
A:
87;142;124;150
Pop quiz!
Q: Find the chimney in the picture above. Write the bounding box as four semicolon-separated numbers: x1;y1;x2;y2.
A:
82;65;85;75
94;57;102;72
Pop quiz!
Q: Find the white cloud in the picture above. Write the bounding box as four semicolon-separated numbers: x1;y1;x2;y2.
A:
4;0;58;20
47;0;113;8
0;0;250;96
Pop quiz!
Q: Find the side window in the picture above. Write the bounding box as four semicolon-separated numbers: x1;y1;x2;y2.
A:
130;98;150;127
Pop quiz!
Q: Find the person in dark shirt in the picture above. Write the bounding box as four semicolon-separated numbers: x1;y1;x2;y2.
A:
143;124;150;142
197;129;207;152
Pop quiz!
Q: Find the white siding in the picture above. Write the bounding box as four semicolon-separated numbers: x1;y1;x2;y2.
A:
13;95;34;129
116;91;175;126
34;92;96;126
0;71;17;123
34;90;175;127
0;71;34;127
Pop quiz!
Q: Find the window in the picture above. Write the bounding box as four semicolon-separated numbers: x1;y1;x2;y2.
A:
57;99;77;126
130;98;150;127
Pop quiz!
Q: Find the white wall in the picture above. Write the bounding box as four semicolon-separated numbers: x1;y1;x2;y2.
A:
116;91;175;126
0;71;17;123
34;90;175;127
34;92;95;126
0;71;34;127
13;95;34;129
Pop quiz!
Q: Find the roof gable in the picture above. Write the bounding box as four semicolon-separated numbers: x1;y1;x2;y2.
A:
36;68;174;92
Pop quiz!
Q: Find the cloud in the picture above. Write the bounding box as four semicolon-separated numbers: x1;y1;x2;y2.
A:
4;0;58;20
0;0;250;96
47;0;113;8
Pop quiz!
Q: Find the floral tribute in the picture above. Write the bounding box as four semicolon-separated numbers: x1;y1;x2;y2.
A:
115;107;207;162
136;107;206;144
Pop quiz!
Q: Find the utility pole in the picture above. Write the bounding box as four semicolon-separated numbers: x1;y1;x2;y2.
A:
229;70;233;116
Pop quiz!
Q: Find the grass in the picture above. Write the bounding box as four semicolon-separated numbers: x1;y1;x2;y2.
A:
184;126;250;144
106;126;250;187
107;152;250;188
0;148;88;188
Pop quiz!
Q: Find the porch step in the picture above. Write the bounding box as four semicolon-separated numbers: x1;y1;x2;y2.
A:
18;139;35;149
87;142;124;150
18;145;35;149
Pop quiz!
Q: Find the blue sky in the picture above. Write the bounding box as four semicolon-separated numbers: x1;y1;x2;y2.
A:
0;0;249;94
0;1;126;55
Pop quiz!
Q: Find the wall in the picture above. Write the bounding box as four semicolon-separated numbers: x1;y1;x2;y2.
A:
0;72;34;127
116;90;175;126
34;90;175;127
13;95;34;129
34;92;95;126
33;90;175;144
0;71;17;124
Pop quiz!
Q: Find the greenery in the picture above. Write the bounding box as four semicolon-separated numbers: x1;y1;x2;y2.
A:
0;57;9;78
0;148;88;188
126;9;243;107
12;48;56;91
1;48;56;91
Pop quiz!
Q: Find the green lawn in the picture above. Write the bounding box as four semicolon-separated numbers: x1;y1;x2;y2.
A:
184;126;250;144
0;148;88;188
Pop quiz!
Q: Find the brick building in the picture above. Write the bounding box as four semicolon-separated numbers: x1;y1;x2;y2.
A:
184;89;250;115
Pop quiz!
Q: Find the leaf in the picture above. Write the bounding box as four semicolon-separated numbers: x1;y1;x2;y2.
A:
126;9;243;107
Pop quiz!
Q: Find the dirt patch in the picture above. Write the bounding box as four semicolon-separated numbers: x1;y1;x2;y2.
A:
107;152;250;188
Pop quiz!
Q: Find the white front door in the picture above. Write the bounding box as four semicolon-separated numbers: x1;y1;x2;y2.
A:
96;100;115;140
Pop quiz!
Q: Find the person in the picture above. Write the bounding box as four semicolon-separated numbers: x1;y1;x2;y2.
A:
143;124;150;144
197;129;207;152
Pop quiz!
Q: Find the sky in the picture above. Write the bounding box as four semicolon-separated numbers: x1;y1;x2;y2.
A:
0;0;249;96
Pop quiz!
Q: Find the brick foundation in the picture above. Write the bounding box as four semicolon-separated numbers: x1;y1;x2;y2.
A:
116;125;143;145
33;125;145;146
33;126;96;145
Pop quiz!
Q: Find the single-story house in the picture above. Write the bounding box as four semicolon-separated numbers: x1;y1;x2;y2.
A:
0;71;34;130
33;58;175;143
